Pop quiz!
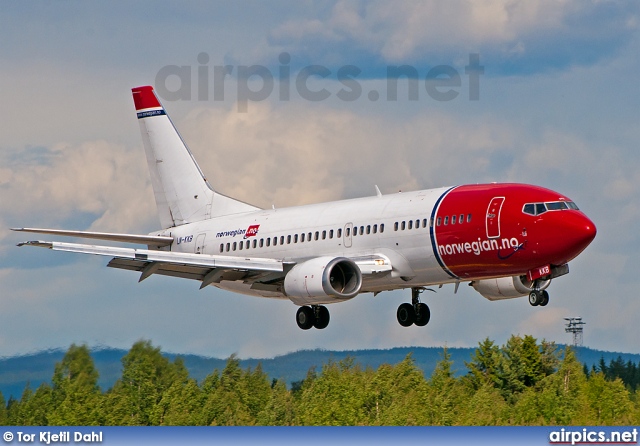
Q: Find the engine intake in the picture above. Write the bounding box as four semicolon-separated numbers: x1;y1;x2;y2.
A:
284;256;363;305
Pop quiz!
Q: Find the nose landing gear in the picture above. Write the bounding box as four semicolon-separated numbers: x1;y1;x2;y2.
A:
528;289;549;307
397;287;431;327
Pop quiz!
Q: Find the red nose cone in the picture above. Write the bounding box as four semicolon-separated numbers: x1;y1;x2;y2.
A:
560;213;597;263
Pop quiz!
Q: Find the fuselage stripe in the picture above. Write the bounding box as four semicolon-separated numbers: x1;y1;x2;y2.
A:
429;186;460;280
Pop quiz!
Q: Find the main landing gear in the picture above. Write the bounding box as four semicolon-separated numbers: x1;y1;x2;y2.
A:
397;287;431;327
529;289;549;307
296;305;330;330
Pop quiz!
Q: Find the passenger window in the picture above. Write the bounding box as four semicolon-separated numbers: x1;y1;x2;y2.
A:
437;217;441;226
451;215;456;224
459;214;464;224
273;237;278;246
280;236;284;245
301;233;305;242
423;218;428;228
308;232;312;241
232;242;237;251
226;243;230;252
253;240;257;249
220;244;224;253
287;235;291;244
329;229;334;239
373;224;377;234
266;238;271;247
366;225;371;234
444;216;449;225
360;226;364;235
346;227;351;237
238;241;243;250
322;230;326;240
294;234;298;243
380;224;384;233
467;214;472;223
394;222;399;231
401;221;406;230
315;231;319;241
259;239;264;248
408;220;413;230
338;228;342;238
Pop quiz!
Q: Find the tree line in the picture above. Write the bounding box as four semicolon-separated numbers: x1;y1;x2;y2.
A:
1;336;638;425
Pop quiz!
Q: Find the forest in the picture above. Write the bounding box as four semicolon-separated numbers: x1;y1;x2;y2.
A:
1;335;638;426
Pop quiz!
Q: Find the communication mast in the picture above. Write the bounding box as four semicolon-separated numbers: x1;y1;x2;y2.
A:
564;317;585;347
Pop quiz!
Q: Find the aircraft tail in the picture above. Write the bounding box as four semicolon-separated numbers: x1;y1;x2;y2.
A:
132;86;260;229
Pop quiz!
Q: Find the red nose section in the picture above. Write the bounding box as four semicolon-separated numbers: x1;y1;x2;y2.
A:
554;212;597;264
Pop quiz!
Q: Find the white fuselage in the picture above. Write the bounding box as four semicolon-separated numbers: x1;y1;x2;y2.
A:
164;187;453;298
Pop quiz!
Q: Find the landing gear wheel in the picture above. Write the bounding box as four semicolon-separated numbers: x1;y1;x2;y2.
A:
296;306;314;330
313;305;330;329
529;290;543;306
539;290;549;307
414;303;431;327
397;303;415;327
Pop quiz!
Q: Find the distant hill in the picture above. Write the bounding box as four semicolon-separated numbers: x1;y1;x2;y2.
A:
1;345;639;400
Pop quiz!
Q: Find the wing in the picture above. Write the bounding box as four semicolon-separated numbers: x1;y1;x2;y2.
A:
18;240;284;289
11;228;173;247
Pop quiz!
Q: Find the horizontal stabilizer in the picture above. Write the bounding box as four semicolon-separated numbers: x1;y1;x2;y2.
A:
11;228;173;247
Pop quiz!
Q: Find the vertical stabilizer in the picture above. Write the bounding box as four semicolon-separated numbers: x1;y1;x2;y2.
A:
132;86;260;228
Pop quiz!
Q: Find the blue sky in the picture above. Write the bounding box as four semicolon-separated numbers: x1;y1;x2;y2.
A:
1;1;639;358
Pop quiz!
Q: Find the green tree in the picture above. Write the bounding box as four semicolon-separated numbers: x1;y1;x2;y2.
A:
103;340;188;425
586;373;634;425
512;347;588;425
48;344;102;425
201;355;271;425
15;383;53;425
368;354;428;425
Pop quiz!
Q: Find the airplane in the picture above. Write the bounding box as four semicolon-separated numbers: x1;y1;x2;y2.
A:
13;85;597;330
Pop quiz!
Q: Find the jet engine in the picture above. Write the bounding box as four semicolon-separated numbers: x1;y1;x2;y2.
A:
284;256;362;305
471;276;550;301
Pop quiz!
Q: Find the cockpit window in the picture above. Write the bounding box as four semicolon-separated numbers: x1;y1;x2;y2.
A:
523;204;536;215
523;200;579;216
546;201;568;211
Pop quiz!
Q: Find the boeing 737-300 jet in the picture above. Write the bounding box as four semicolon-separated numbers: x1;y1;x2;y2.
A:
13;86;597;330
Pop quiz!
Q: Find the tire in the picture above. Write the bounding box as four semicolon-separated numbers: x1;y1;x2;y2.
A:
296;306;315;330
313;306;330;329
397;303;415;327
529;291;540;306
414;303;431;327
539;290;549;307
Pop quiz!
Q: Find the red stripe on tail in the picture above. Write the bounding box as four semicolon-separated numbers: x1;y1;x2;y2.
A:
132;86;161;110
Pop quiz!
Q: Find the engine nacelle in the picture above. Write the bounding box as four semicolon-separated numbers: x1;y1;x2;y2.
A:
472;276;551;301
284;256;363;305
